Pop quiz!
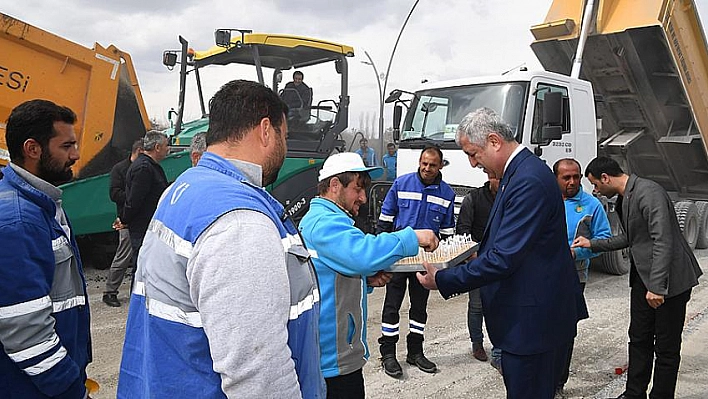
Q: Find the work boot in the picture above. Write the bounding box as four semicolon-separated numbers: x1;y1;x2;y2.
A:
406;352;437;373
471;342;488;362
381;354;403;378
102;293;120;307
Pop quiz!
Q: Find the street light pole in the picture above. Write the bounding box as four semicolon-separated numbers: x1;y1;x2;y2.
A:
380;0;421;158
362;51;384;156
360;0;421;160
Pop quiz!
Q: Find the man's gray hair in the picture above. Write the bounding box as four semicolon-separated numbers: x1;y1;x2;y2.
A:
190;132;207;154
456;107;515;147
143;130;167;151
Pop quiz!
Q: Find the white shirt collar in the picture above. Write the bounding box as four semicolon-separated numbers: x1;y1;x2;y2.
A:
503;144;525;175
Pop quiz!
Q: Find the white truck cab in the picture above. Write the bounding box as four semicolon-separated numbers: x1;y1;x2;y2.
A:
395;70;596;193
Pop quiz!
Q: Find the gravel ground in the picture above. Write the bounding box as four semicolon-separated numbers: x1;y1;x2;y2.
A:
84;250;708;398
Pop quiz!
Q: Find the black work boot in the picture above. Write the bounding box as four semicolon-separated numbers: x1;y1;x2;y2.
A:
102;293;120;307
406;352;437;373
381;354;403;378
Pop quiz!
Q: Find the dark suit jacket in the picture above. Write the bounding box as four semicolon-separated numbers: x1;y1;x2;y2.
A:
436;148;586;355
590;175;702;298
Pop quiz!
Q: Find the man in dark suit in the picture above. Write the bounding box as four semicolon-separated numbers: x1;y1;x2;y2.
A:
418;107;586;399
572;157;702;399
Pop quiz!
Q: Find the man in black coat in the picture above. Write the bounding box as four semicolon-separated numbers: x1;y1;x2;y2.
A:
456;173;499;366
123;131;169;255
102;139;143;307
280;70;312;124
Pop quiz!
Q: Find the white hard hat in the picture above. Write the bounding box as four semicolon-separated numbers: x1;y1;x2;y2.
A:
318;152;382;181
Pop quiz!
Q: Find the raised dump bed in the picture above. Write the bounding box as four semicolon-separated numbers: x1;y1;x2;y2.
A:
531;0;708;255
1;13;151;268
0;12;149;177
532;0;708;199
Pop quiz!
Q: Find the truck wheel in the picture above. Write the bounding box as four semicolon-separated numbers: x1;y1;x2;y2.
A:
593;207;629;275
695;201;708;249
675;201;699;250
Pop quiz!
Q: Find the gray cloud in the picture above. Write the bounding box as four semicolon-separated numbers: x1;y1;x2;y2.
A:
5;0;708;132
71;0;197;14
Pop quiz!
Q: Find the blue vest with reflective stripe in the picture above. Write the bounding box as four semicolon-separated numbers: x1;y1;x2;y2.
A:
119;152;324;398
381;172;456;234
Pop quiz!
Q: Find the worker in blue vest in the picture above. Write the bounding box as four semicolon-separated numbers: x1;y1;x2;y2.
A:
382;143;397;181
377;145;456;378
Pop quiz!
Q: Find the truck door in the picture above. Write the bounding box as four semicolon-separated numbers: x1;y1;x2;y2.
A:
529;83;573;166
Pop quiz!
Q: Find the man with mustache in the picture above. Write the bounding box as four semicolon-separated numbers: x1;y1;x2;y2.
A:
0;99;91;399
377;146;456;378
299;152;439;398
418;108;587;399
552;158;611;398
118;80;325;398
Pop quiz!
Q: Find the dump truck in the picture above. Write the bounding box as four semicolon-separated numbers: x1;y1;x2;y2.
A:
531;0;708;269
161;30;354;221
381;0;708;275
0;13;151;267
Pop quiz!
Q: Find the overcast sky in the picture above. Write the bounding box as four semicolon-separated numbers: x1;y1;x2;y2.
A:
5;0;708;136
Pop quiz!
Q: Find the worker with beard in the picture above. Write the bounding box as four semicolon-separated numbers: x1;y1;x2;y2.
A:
299;152;439;399
118;80;325;398
572;157;702;399
0;99;92;399
377;146;456;378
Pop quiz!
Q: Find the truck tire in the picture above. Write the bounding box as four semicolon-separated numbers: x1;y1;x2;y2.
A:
675;201;699;250
695;201;708;249
592;207;630;275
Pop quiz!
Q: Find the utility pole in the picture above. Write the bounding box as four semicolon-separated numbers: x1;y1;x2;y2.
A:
380;0;421;158
361;50;384;150
361;0;421;159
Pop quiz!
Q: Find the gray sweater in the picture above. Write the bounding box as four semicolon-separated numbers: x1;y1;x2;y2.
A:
186;163;302;398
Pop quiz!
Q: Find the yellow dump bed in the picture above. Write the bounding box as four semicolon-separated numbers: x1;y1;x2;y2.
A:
0;13;150;177
531;0;708;199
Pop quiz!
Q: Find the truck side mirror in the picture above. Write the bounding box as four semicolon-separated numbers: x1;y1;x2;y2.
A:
163;51;178;67
385;90;402;103
167;108;177;128
421;102;438;113
542;91;563;141
215;29;231;47
393;105;402;141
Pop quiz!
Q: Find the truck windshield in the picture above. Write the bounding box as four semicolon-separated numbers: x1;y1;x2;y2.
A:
400;82;528;142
